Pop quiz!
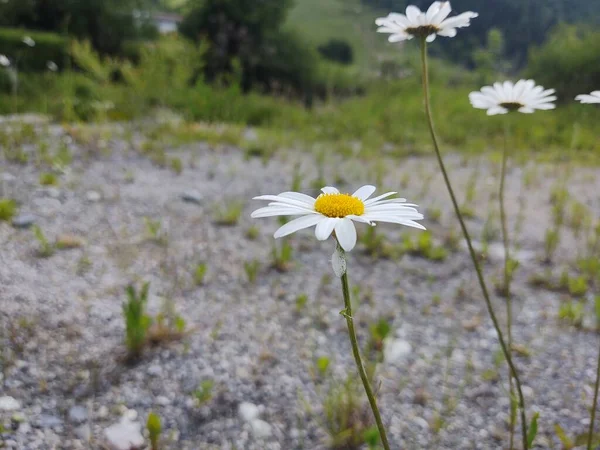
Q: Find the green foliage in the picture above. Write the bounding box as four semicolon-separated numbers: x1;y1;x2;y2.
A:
194;379;214;405
147;412;162;450
33;225;55;258
123;282;152;358
213;200;243;226
318;39;354;65
316;356;331;378
295;294;308;313
0;0;156;56
558;300;584;328
245;225;259;240
194;263;207;286
0;198;17;221
527;25;600;101
543;228;560;264
244;260;260;284
402;231;448;261
39;172;59;186
527;412;539;448
0;28;69;73
144;217;167;245
271;240;293;272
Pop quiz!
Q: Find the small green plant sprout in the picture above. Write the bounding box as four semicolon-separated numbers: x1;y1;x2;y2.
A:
170;157;184;175
123;282;152;358
55;234;85;250
402;231;448;261
39;172;59;186
291;162;303;192
427;207;442;223
194;263;207;286
194;379;214;406
595;296;600;330
244;259;260;284
567;275;588;297
0;198;17;221
558;300;584;328
360;226;395;259
316;356;331;378
295;294;308;313
368;319;392;354
144;217;168;245
214;200;244;226
494;258;519;297
364;426;381;450
543;228;560;264
33;225;55;258
245;225;259;240
271;240;293;272
147;412;162;450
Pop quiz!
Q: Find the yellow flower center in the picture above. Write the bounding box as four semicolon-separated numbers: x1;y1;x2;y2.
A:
314;193;365;218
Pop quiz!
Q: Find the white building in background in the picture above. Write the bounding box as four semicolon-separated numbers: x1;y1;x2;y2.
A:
151;12;183;34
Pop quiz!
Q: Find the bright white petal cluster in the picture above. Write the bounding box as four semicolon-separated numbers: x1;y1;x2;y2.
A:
251;185;425;252
46;61;58;72
576;91;600;104
22;36;35;47
375;2;478;43
469;80;557;116
0;54;10;67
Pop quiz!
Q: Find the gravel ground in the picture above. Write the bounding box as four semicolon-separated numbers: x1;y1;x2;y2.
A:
0;119;599;449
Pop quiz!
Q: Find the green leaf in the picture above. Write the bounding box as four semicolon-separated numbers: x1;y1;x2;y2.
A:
527;412;539;447
147;411;161;442
554;423;574;449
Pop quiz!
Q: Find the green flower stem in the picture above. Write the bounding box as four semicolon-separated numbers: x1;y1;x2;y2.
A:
419;38;529;450
501;120;516;450
338;246;391;450
588;339;600;450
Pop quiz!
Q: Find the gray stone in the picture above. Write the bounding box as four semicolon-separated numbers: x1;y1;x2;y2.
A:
75;424;91;442
12;214;36;229
383;338;412;365
103;419;145;450
250;419;272;438
238;402;260;422
86;191;101;202
181;191;203;205
68;405;88;424
147;365;162;376
243;128;258;142
35;414;63;429
0;396;21;411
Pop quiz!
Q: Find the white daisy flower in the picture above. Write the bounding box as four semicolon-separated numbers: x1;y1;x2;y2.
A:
576;91;600;104
0;54;10;67
46;61;58;72
22;36;35;47
251;185;425;252
375;1;478;43
469;80;557;116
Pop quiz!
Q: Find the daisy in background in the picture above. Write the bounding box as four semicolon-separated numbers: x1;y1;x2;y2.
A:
0;54;10;67
251;185;424;253
46;61;58;72
252;184;424;449
375;1;478;43
22;36;35;47
576;91;600;104
469;80;557;115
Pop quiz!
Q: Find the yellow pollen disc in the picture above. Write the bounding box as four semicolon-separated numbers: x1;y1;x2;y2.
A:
314;193;365;218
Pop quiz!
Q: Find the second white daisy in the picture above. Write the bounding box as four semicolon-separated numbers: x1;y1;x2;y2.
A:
576;91;600;104
251;185;425;252
469;80;557;116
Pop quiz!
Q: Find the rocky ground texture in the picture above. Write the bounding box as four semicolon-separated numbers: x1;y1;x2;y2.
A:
1;117;599;449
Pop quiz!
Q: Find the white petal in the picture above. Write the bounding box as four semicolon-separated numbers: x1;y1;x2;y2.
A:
274;215;323;239
487;106;509;116
278;192;316;206
431;1;452;24
335;218;357;252
254;195;315;210
426;2;443;21
389;33;410;42
321;186;340;194
439;11;478;29
363;215;426;230
518;106;535;114
405;5;422;24
437;27;457;37
352;185;376;201
251;207;315;218
469;92;497;109
347;215;374;225
364;192;398;205
267;202;315;213
315;218;339;241
426;33;437;42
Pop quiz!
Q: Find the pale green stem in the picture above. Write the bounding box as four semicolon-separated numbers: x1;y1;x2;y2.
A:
419;38;528;449
501;120;516;450
338;245;390;450
588;338;600;450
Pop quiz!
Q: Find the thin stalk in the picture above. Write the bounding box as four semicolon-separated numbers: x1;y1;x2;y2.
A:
588;339;600;450
501;120;516;450
339;246;390;450
419;38;528;449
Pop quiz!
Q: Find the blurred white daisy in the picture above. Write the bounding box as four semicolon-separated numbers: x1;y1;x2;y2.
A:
375;1;478;43
469;80;557;116
46;61;58;72
0;54;10;67
22;36;35;47
251;185;425;252
576;91;600;104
